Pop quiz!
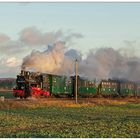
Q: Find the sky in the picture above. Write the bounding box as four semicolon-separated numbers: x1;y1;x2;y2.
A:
0;2;140;78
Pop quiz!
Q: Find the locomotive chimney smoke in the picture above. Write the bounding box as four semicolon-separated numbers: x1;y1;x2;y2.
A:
78;47;140;81
22;46;140;81
22;41;64;73
78;48;122;80
20;27;83;75
21;41;81;75
21;27;140;81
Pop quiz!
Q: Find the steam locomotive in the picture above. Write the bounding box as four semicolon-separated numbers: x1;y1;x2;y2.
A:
13;70;140;98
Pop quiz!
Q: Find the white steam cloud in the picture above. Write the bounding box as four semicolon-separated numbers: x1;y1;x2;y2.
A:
22;46;140;82
0;26;83;77
0;26;140;81
79;48;140;81
22;41;82;75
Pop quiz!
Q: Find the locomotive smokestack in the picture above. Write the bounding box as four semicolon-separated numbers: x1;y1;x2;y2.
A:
21;70;25;76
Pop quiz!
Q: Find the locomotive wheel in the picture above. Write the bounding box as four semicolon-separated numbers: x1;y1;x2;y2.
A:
24;96;27;99
14;93;18;97
20;96;23;99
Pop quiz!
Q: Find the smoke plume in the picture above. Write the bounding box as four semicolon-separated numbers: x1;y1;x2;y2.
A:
20;27;140;81
22;41;81;75
22;43;140;81
78;48;140;81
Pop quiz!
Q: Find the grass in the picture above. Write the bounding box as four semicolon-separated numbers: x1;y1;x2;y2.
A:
0;91;14;99
0;98;140;138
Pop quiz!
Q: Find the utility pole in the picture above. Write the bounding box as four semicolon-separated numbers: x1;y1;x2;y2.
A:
75;59;78;104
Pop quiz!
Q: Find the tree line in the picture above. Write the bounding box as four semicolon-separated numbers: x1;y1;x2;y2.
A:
0;79;16;90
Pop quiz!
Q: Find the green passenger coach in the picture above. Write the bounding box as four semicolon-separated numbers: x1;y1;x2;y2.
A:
119;82;135;97
78;77;97;96
49;75;73;96
99;80;119;96
135;83;140;97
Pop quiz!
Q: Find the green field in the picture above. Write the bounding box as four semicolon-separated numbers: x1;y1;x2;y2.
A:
0;91;14;99
0;99;140;138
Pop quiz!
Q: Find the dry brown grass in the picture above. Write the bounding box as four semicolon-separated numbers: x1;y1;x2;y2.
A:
0;97;140;110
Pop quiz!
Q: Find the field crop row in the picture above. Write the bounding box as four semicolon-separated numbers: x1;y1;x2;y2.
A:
0;103;140;138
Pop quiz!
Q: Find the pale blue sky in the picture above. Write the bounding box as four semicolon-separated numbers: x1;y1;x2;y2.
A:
0;3;140;50
0;2;140;77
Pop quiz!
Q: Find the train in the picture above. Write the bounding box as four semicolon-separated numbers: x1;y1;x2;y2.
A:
13;70;140;98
